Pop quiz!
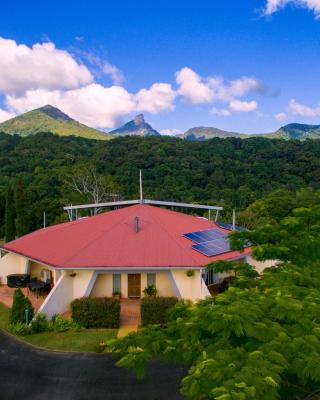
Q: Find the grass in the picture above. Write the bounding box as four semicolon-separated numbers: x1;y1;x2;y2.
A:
0;302;117;352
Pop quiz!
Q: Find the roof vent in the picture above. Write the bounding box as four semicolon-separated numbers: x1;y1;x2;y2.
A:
134;216;139;232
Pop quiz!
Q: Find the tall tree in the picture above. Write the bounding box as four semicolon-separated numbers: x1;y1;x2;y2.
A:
5;186;15;242
15;178;29;237
0;193;5;238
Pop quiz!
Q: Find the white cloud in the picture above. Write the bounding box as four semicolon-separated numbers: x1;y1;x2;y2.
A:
0;37;93;95
6;84;137;129
175;67;260;106
275;112;288;121
263;0;320;18
288;98;320;116
160;128;182;136
229;99;257;112
175;67;213;104
0;108;15;123
210;107;231;116
135;83;176;114
102;62;125;85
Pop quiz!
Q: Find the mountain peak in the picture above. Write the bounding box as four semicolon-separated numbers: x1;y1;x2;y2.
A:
134;114;145;125
35;104;74;122
109;114;160;137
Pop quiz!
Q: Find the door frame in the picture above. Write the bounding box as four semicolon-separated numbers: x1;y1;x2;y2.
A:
127;273;141;298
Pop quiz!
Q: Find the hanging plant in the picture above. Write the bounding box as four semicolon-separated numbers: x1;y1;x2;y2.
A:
186;270;194;277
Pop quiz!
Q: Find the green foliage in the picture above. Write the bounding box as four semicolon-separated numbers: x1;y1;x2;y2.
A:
50;314;81;332
1;133;320;234
108;206;320;399
15;178;30;237
30;313;49;333
9;321;31;335
143;284;157;297
140;297;178;326
5;185;15;242
9;288;34;324
71;297;120;328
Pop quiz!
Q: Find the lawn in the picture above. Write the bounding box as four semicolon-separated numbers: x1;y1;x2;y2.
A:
0;302;117;352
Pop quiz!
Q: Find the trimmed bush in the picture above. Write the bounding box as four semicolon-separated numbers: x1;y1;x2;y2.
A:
30;313;49;333
71;297;120;329
9;288;34;324
141;297;178;326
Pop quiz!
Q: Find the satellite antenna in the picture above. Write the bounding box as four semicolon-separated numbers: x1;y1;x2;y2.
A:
139;169;143;202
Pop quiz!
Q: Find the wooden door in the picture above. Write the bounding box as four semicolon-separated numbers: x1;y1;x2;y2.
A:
128;274;141;298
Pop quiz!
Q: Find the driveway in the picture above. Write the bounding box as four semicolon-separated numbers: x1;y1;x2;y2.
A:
0;331;186;400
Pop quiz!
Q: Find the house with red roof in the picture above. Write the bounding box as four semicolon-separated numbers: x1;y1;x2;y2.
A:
0;203;253;318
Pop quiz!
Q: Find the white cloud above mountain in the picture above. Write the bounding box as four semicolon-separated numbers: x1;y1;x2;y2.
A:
0;37;263;128
0;37;93;95
288;99;320;116
263;0;320;18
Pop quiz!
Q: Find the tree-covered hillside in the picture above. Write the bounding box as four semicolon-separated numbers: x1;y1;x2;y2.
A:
0;131;320;236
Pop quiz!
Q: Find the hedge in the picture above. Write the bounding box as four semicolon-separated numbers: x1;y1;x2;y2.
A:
141;297;178;326
9;288;34;324
71;297;120;328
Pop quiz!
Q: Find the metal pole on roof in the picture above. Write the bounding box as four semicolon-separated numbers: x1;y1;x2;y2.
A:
208;209;211;221
139;169;143;202
43;212;46;229
215;209;219;222
232;209;236;231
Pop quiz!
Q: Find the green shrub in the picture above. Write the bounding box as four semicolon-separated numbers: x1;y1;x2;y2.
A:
9;288;34;324
30;313;49;333
71;297;120;329
9;321;31;335
141;297;178;326
50;314;81;332
143;284;157;297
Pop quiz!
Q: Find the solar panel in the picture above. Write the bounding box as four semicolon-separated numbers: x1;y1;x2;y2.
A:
184;228;226;244
192;237;231;256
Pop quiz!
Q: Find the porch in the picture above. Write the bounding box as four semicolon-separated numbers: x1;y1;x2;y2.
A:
0;285;48;311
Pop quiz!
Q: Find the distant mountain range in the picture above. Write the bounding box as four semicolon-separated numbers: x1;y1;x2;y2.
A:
0;104;320;141
0;105;111;140
109;114;160;136
183;123;320;141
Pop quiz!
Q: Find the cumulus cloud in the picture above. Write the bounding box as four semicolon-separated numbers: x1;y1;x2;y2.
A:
102;62;125;85
275;112;288;121
6;84;137;129
263;0;320;18
0;37;93;95
175;67;260;108
229;99;257;112
135;83;176;114
175;67;213;104
0;108;15;122
288;98;320;116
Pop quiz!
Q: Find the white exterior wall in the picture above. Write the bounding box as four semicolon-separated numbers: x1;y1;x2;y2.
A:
246;255;278;274
0;253;28;284
170;269;211;301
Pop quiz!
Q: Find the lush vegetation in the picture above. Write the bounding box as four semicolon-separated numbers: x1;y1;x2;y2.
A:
141;297;178;326
108;206;320;399
9;288;34;324
0;302;116;352
1;132;320;238
71;297;120;329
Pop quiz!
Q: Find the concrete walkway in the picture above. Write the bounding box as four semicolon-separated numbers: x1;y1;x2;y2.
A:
117;299;141;338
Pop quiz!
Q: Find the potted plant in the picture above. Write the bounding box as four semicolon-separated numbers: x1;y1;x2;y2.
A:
112;291;121;300
143;284;157;297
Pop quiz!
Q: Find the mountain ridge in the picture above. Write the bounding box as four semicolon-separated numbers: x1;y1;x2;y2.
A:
0;105;111;140
109;114;160;137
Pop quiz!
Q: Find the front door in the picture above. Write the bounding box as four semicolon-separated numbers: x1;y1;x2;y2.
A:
128;274;141;298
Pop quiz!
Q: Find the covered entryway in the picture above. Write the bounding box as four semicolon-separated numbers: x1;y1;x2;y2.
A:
128;274;141;298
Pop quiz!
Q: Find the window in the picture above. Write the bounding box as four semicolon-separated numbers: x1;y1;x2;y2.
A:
206;269;218;285
112;273;121;293
147;273;156;287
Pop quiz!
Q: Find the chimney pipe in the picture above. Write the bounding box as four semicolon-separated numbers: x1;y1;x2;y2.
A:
134;216;139;232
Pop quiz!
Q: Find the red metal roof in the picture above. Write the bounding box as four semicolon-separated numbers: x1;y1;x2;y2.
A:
1;204;250;269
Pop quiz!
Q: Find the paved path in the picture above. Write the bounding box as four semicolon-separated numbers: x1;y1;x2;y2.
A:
0;330;185;400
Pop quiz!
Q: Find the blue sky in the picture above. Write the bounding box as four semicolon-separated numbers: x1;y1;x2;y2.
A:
0;0;319;134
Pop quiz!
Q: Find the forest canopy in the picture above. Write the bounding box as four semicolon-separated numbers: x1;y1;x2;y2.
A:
0;131;320;237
